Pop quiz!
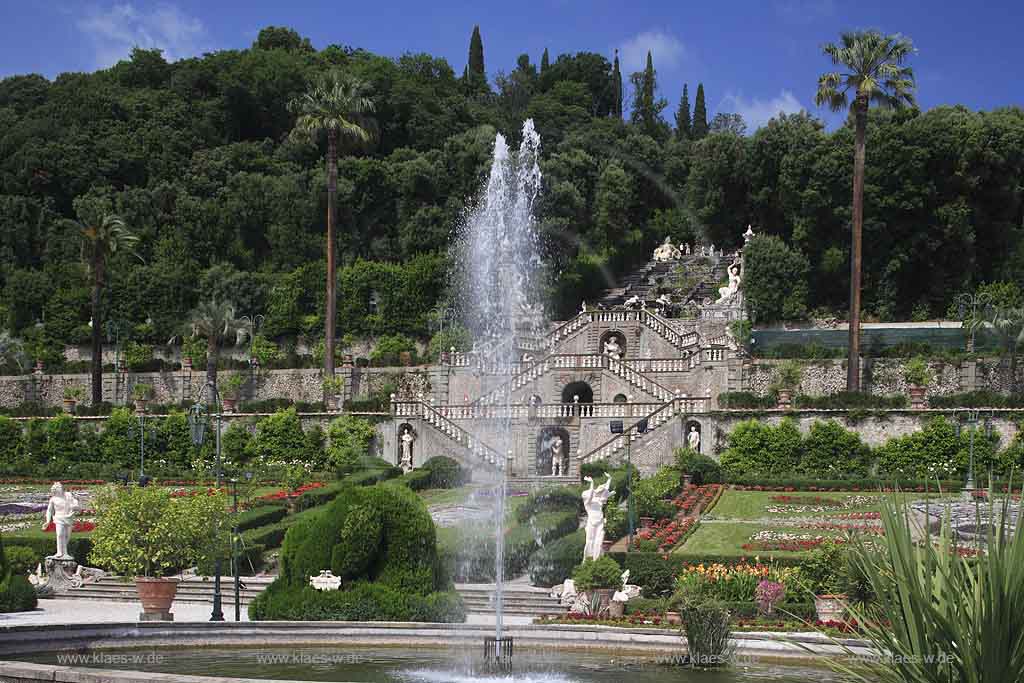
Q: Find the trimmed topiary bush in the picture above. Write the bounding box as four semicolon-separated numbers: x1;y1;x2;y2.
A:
0;535;37;613
419;456;467;489
515;486;582;523
250;482;462;622
572;556;622;590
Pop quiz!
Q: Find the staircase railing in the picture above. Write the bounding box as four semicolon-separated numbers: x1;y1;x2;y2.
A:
392;399;505;469
575;394;710;465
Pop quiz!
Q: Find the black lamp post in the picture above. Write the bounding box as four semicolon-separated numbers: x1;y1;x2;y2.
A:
189;381;224;622
228;471;253;622
956;410;993;500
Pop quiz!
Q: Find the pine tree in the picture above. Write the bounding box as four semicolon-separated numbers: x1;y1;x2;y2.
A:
467;25;485;91
611;49;623;118
541;48;550;74
675;83;691;139
628;50;666;136
692;82;708;139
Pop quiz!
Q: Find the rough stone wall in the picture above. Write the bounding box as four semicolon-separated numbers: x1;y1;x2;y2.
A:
746;359;963;398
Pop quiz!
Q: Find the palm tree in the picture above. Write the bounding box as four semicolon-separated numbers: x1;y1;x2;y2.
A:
0;332;26;373
965;305;1024;393
816;31;916;392
78;213;139;404
183;299;248;391
287;72;375;386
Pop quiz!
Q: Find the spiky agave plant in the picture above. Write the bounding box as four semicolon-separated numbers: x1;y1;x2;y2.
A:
831;483;1024;682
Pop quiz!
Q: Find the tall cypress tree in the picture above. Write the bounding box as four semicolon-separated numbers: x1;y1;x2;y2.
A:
540;47;550;74
467;25;485;88
692;82;708;139
675;83;691;139
641;51;656;132
611;49;623;119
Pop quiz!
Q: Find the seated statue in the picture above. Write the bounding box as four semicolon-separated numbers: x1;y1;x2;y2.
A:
716;264;742;303
603;336;623;360
623;294;641;309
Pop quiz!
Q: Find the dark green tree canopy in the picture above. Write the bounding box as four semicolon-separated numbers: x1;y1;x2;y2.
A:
692;82;708;139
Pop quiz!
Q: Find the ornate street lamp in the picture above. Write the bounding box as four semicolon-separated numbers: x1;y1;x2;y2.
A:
188;382;224;622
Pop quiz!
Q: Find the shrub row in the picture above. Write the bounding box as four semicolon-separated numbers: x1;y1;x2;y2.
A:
249;582;464;622
727;476;965;491
793;392;908;410
515;486;582;523
527;529;586;587
717;391;778;409
1;535;93;567
236;504;288;532
928;390;1024;409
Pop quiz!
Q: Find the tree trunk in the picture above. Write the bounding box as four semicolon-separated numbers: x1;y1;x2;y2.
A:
847;100;867;393
324;129;338;390
90;252;105;405
206;335;218;392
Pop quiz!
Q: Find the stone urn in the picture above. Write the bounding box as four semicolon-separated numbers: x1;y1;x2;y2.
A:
62;398;77;414
222;397;237;413
342;354;354;368
134;399;149;414
608;600;625;619
777;389;793;408
327;395;343;413
814;594;847;623
135;577;179;621
665;611;681;625
908;385;927;409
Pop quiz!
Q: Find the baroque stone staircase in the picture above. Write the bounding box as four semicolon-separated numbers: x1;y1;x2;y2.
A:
55;575;275;607
455;582;564;617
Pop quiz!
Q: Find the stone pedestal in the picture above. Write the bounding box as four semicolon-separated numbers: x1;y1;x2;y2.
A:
41;558;78;595
139;610;174;622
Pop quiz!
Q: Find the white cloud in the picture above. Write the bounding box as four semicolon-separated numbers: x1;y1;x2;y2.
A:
718;90;805;131
77;3;207;68
618;30;688;74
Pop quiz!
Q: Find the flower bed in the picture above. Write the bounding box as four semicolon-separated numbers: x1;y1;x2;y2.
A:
170;487;228;498
671;484;722;514
676;561;800;602
256;481;325;502
741;530;834;552
765;494;874;514
632;518;694;552
43;520;95;533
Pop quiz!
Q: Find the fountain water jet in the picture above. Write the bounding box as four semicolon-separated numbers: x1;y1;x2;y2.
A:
454;119;545;664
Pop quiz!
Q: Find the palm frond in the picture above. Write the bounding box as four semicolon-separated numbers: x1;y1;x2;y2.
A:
815;30;917;116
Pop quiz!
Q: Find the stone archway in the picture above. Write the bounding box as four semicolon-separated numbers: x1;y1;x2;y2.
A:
537;427;570;476
561;381;594;405
599;330;627;359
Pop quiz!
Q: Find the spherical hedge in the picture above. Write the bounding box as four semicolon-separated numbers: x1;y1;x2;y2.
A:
250;482;463;622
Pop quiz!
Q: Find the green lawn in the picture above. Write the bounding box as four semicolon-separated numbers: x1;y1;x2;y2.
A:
673;521;844;559
417;485;479;508
710;489;956;520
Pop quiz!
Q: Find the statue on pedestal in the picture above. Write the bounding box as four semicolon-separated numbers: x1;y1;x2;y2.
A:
44;482;79;560
399;428;415;473
582;473;614;560
550;436;564;476
653;237;681;262
688;426;701;453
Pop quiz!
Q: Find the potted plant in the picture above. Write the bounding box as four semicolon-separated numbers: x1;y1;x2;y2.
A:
802;541;847;622
571;556;622;617
774;360;803;407
131;383;153;413
62;385;85;413
903;357;933;409
221;373;245;413
322;375;345;412
88;484;227;621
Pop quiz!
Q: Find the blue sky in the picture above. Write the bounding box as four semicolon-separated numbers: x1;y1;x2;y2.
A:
1;0;1021;130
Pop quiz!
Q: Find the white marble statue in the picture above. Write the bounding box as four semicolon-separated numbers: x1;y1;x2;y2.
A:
688;426;701;452
582;473;615;560
550;436;564;476
399;428;415;473
710;244;716;257
43;482;79;560
612;569;642;604
521;352;534;364
653;236;681;262
743;225;756;243
656;293;672;308
700;245;707;256
580;301;587;313
716;263;742;303
623;294;641;309
684;242;691;255
603;335;623;360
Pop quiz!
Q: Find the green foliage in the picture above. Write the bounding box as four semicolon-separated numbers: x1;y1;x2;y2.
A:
528;529;586;587
252;482;462;622
632;466;682;520
4;545;37;577
836;496;1024;683
370;334;417;366
515;486;582;523
235;505;288;532
774;360;804;391
719;418;803;478
221;373;246;400
678;598;733;667
326;414;376;472
743;235;810;323
88;484;227;577
418;455;467;489
572;556;623;590
674;448;723;484
717;391;778;409
902;357;934;387
793;392;908;410
124;342;154;371
246;408;320;469
928;390;1024;409
875;415;1002;478
0;535;37;613
800;420;872;477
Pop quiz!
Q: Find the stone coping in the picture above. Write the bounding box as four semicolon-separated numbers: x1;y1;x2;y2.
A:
0;620;872;656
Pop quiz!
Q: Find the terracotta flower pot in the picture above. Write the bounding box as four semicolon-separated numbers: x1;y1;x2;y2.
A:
135;577;179;620
63;399;76;414
665;611;681;625
639;516;654;528
399;351;413;367
814;593;847;623
908;385;926;409
222;397;237;413
182;357;192;371
777;389;792;408
134;399;148;414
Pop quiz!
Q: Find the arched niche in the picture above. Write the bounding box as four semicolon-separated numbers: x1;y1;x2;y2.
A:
599;329;627;359
537;427;570;476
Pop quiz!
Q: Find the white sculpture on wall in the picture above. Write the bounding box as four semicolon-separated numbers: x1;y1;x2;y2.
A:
44;482;79;560
550;436;564;476
688;426;701;453
582;473;614;560
603;335;623;360
716;263;742;304
399;428;415;473
623;294;641;309
653;236;681;262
